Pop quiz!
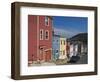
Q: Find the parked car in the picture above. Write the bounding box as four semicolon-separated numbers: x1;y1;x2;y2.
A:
68;55;80;63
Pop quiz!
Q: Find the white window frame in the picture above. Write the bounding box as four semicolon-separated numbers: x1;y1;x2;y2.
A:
63;40;65;45
45;16;49;26
40;29;44;40
45;30;49;40
61;40;62;45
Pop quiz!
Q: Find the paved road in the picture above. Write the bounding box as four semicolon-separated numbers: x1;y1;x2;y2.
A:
76;54;88;64
29;54;87;67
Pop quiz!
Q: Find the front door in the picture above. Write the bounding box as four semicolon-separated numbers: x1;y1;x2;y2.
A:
39;48;44;61
45;50;51;62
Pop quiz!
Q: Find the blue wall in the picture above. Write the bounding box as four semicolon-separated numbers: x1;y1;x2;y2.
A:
52;35;60;60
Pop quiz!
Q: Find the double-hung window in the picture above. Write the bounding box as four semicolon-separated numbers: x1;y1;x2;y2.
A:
40;29;43;40
45;30;49;40
45;16;49;26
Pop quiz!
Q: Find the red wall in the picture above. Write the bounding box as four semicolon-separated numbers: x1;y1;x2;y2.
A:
28;15;38;61
39;16;52;60
28;15;52;62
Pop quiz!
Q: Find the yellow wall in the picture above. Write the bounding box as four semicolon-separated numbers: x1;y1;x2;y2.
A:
59;37;67;59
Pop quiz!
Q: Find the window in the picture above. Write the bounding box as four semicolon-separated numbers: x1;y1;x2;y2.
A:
63;50;65;55
45;30;49;40
61;40;62;45
63;40;65;45
40;48;43;55
40;29;43;40
45;16;49;26
56;50;58;53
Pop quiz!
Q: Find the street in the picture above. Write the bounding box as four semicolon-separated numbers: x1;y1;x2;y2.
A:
29;54;88;66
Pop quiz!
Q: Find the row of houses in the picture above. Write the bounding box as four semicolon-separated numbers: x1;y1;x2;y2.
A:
68;33;87;58
52;35;67;61
52;33;87;61
28;15;87;65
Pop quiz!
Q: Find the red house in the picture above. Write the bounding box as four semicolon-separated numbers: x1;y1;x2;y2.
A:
28;15;52;64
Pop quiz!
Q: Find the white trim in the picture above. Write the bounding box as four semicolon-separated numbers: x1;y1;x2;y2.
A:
45;16;49;26
44;48;52;51
40;29;44;40
37;16;39;61
45;30;49;40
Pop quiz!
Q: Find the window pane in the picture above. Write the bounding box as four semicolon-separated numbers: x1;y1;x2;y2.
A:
45;30;49;40
40;29;43;40
64;40;65;45
45;17;49;26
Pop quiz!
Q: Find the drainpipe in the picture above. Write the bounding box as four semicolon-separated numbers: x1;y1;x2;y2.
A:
37;16;39;61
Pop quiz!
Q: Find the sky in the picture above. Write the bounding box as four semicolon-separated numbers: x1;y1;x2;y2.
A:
53;16;88;38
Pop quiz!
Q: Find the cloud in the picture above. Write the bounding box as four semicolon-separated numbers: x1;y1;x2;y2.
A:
54;27;83;38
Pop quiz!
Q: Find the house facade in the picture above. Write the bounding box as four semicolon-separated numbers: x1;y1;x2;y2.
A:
66;41;70;58
28;15;53;64
68;33;87;58
52;34;60;61
59;37;67;59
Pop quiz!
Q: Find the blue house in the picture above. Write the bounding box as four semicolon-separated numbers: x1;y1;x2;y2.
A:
52;34;60;61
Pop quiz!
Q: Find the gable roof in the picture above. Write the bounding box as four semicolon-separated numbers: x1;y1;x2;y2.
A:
69;33;87;42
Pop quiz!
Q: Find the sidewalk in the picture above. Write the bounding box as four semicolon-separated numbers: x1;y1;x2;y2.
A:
29;62;56;66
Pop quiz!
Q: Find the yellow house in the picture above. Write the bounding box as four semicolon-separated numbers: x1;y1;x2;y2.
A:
59;37;67;59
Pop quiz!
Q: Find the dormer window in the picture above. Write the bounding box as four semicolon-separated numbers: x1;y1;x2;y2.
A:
45;16;49;26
